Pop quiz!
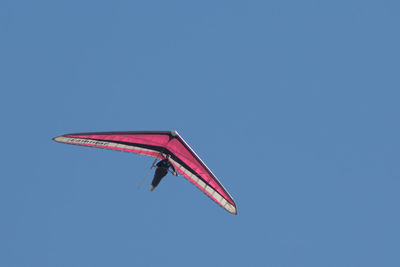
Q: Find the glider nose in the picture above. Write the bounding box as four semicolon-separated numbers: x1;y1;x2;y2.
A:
150;185;155;191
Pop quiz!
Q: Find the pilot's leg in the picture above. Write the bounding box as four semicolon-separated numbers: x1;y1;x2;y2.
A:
150;167;168;191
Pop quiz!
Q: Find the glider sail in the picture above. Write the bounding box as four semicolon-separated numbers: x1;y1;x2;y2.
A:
53;131;237;214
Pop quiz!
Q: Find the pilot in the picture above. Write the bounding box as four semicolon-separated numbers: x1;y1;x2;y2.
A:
150;158;177;191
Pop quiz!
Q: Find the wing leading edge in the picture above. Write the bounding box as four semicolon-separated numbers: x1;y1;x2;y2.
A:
53;131;237;214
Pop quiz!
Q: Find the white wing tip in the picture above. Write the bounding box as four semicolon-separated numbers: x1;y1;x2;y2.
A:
52;136;65;143
225;203;238;215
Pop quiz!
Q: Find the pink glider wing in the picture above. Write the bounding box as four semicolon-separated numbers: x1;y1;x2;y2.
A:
53;131;237;214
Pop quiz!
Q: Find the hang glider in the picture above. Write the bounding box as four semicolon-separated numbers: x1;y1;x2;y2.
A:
53;131;237;215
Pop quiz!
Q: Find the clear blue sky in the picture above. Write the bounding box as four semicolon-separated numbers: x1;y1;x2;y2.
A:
1;1;399;266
